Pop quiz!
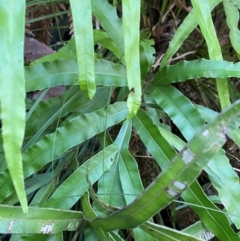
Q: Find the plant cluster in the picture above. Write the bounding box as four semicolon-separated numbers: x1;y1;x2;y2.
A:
0;0;240;240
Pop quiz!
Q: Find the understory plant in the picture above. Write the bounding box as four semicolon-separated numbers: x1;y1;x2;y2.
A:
0;0;240;240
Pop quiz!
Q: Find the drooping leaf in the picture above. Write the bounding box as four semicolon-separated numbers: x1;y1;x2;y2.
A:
0;0;27;213
122;0;142;118
70;0;96;99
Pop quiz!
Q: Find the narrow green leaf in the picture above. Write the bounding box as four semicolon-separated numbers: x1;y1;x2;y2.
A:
31;38;77;65
30;181;55;207
32;30;121;65
110;231;125;241
25;88;81;144
44;144;119;210
81;194;119;240
97;120;135;208
182;181;238;241
82;193;97;219
134;108;236;241
149;85;204;140
81;193;112;240
140;222;205;241
133;227;157;241
0;205;83;234
192;0;222;59
116;120;155;240
158;126;184;151
25;87;111;151
94;30;122;59
3;160;65;206
140;40;155;79
70;0;95;99
191;0;230;108
153;58;240;85
91;0;124;55
115;119;132;150
205;150;240;228
183;221;214;240
133;109;176;168
118;152;143;203
23;102;128;178
223;0;240;55
0;103;128;202
196;104;240;229
84;225;118;241
196;104;240;146
97;152;125;208
122;0;142;118
116;120;144;203
151;87;239;240
150;86;240;237
161;0;222;67
0;1;27;213
90;100;240;231
25;59;127;92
